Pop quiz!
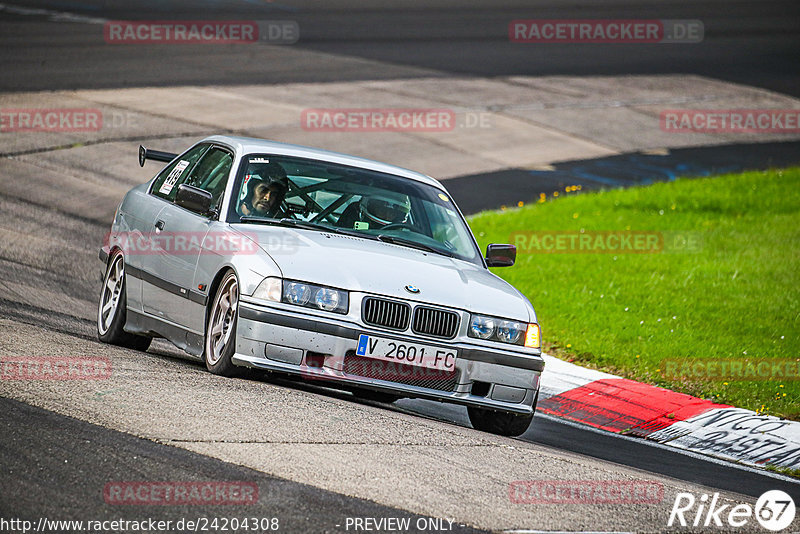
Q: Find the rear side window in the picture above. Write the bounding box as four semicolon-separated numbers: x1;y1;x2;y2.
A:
150;143;209;202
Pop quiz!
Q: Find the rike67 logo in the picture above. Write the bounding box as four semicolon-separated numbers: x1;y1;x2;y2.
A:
668;490;796;531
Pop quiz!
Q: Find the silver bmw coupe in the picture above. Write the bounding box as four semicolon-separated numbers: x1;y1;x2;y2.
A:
98;136;544;436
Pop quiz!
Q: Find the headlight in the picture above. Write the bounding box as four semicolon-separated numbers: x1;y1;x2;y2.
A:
469;315;495;339
497;320;524;344
469;313;539;348
285;282;311;305
251;278;349;314
314;287;341;312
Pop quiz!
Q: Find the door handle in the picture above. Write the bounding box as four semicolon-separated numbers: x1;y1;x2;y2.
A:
154;220;165;232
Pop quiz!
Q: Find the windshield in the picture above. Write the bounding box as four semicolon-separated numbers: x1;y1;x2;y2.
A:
227;154;482;265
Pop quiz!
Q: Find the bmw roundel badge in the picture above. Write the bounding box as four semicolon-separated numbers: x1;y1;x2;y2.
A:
404;285;420;294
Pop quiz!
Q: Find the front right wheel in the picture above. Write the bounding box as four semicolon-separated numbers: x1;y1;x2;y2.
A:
351;388;403;404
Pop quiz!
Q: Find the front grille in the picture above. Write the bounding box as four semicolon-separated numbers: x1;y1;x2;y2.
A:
343;353;457;392
412;306;460;338
362;297;411;330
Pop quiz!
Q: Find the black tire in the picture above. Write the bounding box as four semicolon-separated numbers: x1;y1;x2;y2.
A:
97;251;152;352
351;389;403;404
467;391;538;437
204;270;241;376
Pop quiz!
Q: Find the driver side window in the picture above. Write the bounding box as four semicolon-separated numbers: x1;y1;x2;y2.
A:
182;147;234;213
150;144;209;202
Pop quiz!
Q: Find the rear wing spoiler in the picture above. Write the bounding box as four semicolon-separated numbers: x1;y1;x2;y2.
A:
138;145;177;167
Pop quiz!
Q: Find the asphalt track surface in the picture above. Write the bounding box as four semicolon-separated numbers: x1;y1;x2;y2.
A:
1;0;800;532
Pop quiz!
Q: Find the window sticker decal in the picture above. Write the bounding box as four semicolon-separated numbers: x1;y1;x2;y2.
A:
159;160;191;195
240;174;253;201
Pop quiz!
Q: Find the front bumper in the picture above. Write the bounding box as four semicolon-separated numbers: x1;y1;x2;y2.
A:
234;302;544;415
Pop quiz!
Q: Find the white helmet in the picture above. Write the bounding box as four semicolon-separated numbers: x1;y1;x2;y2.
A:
361;191;411;226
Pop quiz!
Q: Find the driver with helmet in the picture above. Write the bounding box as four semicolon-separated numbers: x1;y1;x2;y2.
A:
337;190;411;229
238;161;289;218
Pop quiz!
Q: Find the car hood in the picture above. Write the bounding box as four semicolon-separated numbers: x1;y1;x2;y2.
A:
233;225;534;321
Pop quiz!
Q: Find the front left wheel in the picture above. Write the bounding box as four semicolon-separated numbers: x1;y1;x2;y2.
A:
204;270;241;376
97;251;152;351
467;407;534;437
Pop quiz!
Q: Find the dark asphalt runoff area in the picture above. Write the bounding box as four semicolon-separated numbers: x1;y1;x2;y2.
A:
448;140;800;213
0;0;798;97
0;397;484;533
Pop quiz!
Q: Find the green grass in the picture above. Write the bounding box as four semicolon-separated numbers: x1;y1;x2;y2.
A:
468;168;800;419
765;464;800;479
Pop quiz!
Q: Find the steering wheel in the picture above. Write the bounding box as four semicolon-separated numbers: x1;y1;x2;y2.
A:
380;222;417;232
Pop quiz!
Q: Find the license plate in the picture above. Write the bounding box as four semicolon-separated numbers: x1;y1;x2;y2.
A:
355;334;457;372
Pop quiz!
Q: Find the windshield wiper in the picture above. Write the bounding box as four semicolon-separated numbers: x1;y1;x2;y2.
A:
377;234;454;257
239;217;379;241
275;218;335;232
238;215;279;225
238;216;330;231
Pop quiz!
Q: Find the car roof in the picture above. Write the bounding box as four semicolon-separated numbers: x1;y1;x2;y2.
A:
204;135;446;190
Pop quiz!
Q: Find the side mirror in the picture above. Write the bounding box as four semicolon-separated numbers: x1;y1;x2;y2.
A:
175;184;215;216
485;243;516;267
